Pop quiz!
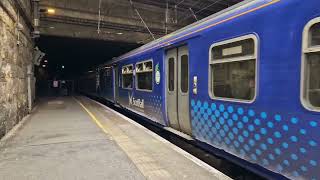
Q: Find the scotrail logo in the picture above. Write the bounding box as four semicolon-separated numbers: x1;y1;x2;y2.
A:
129;93;144;109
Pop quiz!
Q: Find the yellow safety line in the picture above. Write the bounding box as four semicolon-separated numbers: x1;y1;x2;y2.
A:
74;97;109;135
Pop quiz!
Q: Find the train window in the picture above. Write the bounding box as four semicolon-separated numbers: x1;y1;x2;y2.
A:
105;68;113;88
105;67;112;77
209;35;257;102
212;39;255;60
168;58;175;91
310;23;320;47
302;19;320;110
136;63;143;73
181;55;189;93
122;65;133;89
136;60;153;91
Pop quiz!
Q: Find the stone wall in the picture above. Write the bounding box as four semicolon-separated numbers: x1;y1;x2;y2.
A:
0;0;34;138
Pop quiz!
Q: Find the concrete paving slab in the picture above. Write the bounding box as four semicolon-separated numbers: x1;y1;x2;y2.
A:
0;96;232;180
76;96;232;180
0;97;145;180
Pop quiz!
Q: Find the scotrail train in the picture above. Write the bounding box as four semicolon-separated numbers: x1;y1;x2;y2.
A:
79;0;320;179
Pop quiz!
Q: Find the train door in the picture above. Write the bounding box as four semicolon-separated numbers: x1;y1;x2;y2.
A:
114;65;119;102
166;46;192;135
99;69;105;95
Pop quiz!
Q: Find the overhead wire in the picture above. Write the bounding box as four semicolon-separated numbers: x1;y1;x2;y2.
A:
178;0;226;22
168;0;204;23
176;0;185;6
128;0;156;40
97;0;102;34
194;0;226;15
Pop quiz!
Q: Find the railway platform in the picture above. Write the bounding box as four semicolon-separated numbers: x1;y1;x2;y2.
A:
0;96;231;180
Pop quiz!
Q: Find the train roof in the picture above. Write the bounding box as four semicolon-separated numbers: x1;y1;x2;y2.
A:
103;0;280;66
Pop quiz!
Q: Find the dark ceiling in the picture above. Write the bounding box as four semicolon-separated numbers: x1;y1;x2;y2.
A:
133;0;241;22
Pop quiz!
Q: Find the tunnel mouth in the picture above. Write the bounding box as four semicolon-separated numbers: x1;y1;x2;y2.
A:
35;35;139;97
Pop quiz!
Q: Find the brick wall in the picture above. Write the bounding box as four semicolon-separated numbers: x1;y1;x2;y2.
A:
0;0;34;138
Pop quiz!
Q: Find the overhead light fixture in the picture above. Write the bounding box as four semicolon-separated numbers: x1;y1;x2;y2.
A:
62;65;65;69
116;32;123;35
44;60;48;63
42;65;46;68
49;26;55;29
47;8;56;15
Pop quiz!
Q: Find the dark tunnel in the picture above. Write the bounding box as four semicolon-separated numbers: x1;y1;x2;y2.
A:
35;36;139;96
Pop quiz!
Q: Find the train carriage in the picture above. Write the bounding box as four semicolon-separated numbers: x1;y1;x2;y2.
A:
79;0;320;179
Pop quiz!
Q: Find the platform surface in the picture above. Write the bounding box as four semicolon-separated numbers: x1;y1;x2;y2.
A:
0;96;231;180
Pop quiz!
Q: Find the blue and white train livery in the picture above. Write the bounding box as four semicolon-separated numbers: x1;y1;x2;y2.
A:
79;0;320;179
